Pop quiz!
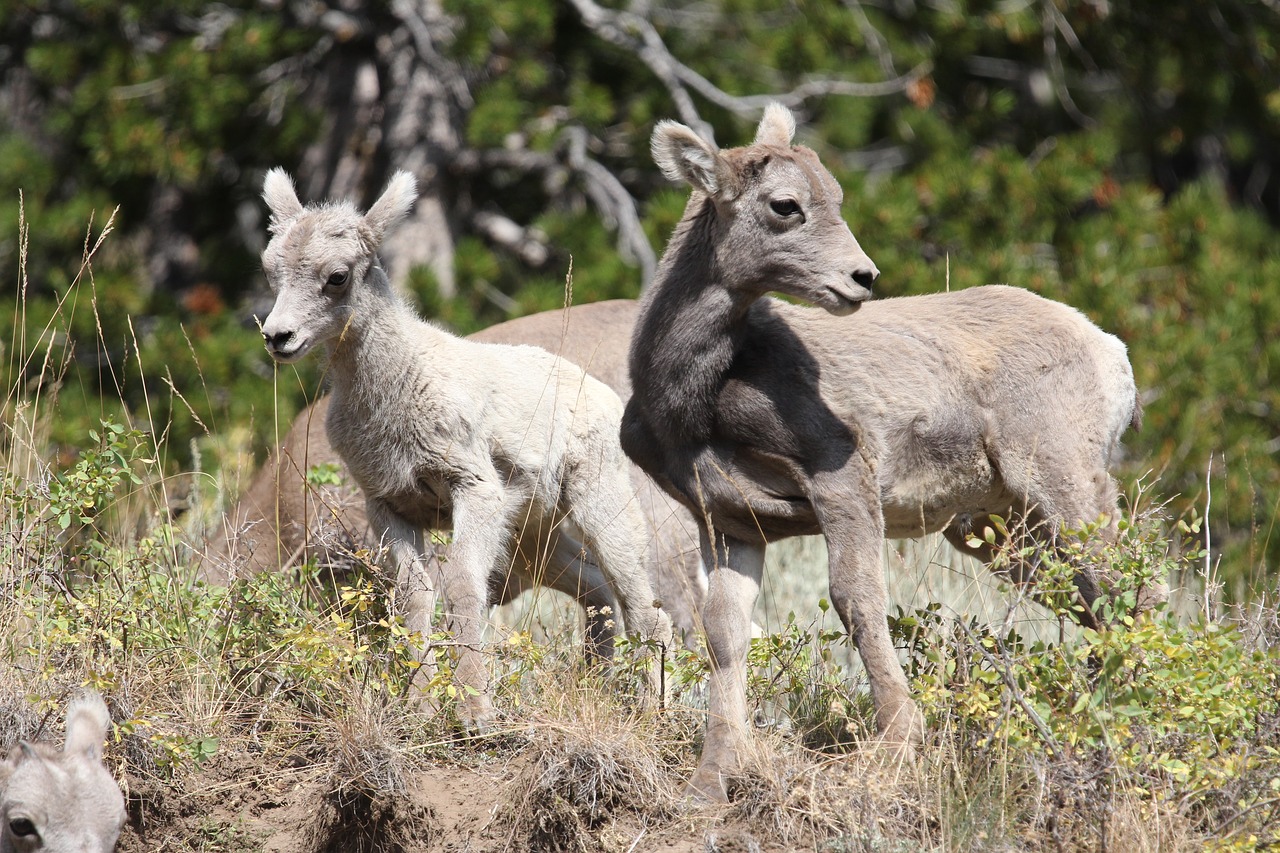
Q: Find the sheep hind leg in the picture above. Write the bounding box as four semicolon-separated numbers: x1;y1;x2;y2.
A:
1020;469;1167;626
985;443;1156;625
563;468;673;710
563;470;673;649
944;511;1083;621
943;512;1069;592
512;528;619;661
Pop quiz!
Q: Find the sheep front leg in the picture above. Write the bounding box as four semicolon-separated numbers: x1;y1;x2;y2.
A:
440;479;519;734
686;526;763;803
366;500;441;704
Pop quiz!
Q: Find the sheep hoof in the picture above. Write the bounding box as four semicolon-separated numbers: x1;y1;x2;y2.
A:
683;766;730;805
458;700;497;738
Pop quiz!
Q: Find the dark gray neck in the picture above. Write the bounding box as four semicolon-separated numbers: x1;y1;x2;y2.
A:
629;196;752;444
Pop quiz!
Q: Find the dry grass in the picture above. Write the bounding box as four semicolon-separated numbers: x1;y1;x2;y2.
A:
5;383;1270;852
6;406;1277;851
724;733;929;848
495;687;683;851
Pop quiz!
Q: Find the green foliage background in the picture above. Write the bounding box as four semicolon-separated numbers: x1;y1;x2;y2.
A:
2;0;1279;587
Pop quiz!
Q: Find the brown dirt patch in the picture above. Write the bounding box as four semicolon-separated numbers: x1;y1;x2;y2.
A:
110;747;775;853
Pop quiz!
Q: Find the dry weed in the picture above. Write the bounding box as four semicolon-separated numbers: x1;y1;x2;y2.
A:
726;733;931;850
314;688;442;801
495;680;685;852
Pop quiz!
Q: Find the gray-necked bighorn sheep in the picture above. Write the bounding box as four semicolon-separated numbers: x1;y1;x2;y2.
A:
203;300;707;638
1;690;126;853
258;169;673;728
620;104;1150;801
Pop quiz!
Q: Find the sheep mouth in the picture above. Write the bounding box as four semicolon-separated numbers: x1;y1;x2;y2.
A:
822;282;871;316
267;339;312;363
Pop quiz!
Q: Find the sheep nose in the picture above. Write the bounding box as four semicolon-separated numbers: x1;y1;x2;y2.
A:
852;265;878;289
263;329;294;351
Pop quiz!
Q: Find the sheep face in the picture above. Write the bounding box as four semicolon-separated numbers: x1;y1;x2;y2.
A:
650;103;878;315
1;692;126;853
258;169;417;363
260;218;370;363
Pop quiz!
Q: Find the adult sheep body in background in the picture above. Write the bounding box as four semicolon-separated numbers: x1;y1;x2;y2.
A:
202;300;707;639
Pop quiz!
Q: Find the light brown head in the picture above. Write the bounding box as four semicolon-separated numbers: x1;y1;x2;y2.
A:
650;103;878;314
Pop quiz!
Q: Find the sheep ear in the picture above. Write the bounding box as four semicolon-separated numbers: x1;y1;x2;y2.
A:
11;741;38;766
652;120;735;197
364;171;418;244
63;691;110;761
753;102;796;147
262;168;304;234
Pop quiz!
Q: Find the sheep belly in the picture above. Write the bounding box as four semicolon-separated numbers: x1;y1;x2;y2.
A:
877;410;1002;538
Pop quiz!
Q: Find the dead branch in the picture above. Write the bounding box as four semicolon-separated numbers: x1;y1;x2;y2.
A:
452;131;657;287
471;210;550;267
1041;0;1096;128
390;0;473;110
567;0;931;137
565;0;713;140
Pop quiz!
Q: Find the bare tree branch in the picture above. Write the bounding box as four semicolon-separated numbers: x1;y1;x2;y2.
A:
565;0;713;140
1047;2;1100;74
471;210;550;267
842;0;897;78
676;63;934;115
390;0;473;110
452;129;658;287
1042;0;1096;128
568;0;930;137
563;126;657;286
257;35;336;125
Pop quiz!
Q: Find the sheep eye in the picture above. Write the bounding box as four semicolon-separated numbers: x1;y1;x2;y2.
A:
326;270;349;288
9;817;37;838
769;199;801;217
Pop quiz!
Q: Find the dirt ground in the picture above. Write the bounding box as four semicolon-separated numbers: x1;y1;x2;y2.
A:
114;748;776;853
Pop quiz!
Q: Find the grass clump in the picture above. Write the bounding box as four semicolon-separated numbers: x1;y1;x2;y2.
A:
497;697;680;852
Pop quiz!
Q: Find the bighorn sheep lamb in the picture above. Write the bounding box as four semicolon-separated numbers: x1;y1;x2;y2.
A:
1;690;126;853
258;169;673;728
620;104;1150;800
203;300;707;638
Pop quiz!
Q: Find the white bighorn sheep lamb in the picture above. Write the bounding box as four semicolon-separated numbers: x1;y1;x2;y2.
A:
1;690;126;853
621;104;1155;801
258;169;673;728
